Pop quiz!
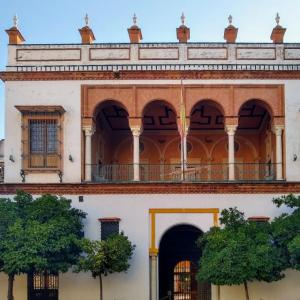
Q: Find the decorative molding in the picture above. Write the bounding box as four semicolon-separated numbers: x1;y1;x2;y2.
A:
187;47;228;60
284;47;300;60
138;47;179;60
236;47;276;60
16;48;82;62
15;105;65;114
2;70;300;81
89;47;131;61
1;182;300;195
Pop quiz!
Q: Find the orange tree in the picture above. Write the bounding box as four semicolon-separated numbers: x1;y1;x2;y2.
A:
197;208;285;300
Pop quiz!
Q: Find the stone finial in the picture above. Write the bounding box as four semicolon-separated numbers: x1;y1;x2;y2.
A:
13;14;18;28
5;14;25;45
275;12;280;25
224;15;238;43
133;13;137;25
181;12;185;25
176;13;190;43
79;14;95;44
128;13;143;43
85;13;89;26
271;12;286;43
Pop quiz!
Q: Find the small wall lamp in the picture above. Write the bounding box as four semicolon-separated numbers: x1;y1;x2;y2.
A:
9;155;15;162
69;155;74;162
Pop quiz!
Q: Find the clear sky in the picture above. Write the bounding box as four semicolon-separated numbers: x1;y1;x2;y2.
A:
0;0;299;139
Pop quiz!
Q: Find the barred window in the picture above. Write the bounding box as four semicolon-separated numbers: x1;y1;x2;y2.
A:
99;218;120;240
28;271;58;300
16;105;65;172
29;120;59;168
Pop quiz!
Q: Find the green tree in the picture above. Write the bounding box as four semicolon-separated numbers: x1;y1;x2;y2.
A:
198;208;284;300
272;194;300;270
0;198;18;300
77;233;135;300
0;191;86;300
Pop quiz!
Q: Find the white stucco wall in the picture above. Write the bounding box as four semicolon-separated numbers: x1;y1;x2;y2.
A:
4;79;300;183
0;193;299;300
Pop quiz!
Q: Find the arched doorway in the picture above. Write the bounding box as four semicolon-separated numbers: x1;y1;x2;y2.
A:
188;100;226;181
92;100;132;181
159;224;211;300
141;100;180;181
237;99;275;180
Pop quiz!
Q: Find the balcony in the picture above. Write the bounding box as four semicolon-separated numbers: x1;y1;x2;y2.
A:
90;163;276;183
82;96;284;184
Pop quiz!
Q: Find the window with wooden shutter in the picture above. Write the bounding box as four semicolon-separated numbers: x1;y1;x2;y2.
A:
16;106;65;173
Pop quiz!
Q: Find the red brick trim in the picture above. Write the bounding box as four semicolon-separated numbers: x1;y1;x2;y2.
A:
98;218;121;222
0;182;300;195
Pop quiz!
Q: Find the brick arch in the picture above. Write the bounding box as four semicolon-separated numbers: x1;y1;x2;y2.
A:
233;86;284;117
141;99;178;118
189;99;225;117
237;98;274;118
93;99;130;118
185;87;231;117
136;87;181;117
81;86;134;119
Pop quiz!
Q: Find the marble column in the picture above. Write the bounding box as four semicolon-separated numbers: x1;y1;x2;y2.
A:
225;125;237;181
83;126;95;181
180;127;189;180
131;126;142;181
150;252;158;300
273;125;284;180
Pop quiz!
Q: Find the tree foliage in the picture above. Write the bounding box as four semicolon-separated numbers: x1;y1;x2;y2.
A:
272;194;300;270
77;233;135;300
0;190;86;300
198;207;284;300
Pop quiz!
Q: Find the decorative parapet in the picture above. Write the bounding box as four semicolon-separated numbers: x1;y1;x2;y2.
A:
5;43;300;72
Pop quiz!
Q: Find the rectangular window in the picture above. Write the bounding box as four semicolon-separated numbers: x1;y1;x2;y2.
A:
100;218;120;240
28;272;58;300
29;120;58;168
16;106;65;172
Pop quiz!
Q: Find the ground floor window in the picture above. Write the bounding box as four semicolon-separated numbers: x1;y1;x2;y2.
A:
28;271;59;300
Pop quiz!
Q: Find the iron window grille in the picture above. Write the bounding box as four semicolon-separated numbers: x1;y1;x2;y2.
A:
28;271;59;300
99;218;120;240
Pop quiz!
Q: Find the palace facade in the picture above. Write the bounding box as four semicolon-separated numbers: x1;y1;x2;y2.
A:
0;14;300;300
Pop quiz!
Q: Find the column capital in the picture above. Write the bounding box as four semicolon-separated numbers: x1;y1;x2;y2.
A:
178;126;189;137
83;125;95;136
131;125;142;137
225;124;238;136
272;125;284;136
149;248;159;257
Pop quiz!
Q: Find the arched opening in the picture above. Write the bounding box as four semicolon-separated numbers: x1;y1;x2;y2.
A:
188;100;226;181
237;99;275;180
141;100;181;181
92;100;132;181
159;224;211;300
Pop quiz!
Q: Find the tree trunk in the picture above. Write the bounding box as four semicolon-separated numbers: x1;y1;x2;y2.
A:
7;274;14;300
99;274;103;300
244;281;250;300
